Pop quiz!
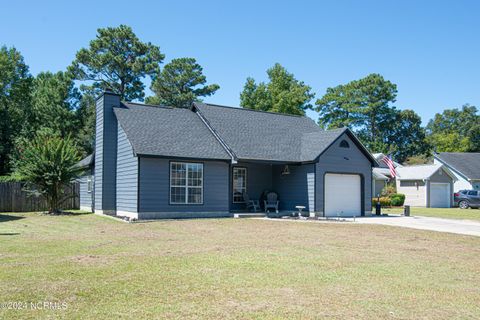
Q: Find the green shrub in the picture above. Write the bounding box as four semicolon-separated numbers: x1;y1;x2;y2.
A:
0;173;23;182
372;197;391;207
390;193;405;206
390;197;402;206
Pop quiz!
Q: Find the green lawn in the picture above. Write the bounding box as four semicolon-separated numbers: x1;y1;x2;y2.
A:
1;212;480;319
383;207;480;221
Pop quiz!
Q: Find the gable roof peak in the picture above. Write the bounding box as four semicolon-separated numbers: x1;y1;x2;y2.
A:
434;152;480;180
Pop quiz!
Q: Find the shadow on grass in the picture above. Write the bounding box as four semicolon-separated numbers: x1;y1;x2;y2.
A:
0;214;25;223
55;211;92;216
38;211;92;216
0;232;20;236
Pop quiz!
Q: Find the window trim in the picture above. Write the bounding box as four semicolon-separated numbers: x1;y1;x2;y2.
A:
169;161;204;205
86;175;93;193
232;167;247;203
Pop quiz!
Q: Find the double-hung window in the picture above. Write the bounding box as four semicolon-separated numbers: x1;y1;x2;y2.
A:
170;162;203;204
232;167;247;203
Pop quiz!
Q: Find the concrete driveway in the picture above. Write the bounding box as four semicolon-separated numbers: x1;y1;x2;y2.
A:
354;215;480;237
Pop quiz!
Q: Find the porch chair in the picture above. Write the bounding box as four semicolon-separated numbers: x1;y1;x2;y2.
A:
243;192;260;213
264;192;279;213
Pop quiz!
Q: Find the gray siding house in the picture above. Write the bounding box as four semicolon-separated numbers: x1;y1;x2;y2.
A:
396;164;456;208
79;91;378;219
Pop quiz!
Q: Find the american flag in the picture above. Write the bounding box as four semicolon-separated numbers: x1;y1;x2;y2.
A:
382;155;397;178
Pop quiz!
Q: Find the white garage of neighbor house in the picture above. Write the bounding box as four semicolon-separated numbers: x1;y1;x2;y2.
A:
396;164;457;208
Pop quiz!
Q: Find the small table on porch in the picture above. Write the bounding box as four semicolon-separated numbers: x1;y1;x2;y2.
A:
295;206;306;218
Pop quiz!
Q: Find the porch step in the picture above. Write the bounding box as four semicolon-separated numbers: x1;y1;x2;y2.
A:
233;213;266;219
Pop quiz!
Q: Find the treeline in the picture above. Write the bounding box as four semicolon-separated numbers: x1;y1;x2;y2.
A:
0;25;220;176
1;25;478;177
239;66;480;163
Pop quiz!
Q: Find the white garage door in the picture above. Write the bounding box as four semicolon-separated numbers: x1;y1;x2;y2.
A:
325;173;361;217
430;183;450;208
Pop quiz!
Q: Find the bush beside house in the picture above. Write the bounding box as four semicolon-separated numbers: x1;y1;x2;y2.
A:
372;193;406;207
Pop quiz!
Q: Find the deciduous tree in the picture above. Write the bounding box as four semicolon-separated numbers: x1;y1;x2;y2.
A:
426;104;480;152
28;71;80;138
240;63;314;115
387;109;430;163
316;74;428;161
75;92;96;156
0;46;33;175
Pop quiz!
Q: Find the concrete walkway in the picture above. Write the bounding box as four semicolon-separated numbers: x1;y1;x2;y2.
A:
352;215;480;237
263;215;480;237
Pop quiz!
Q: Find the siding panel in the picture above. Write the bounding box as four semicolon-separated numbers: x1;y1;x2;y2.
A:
272;164;314;212
138;158;229;218
116;125;138;214
396;180;426;207
315;133;372;216
79;168;93;211
307;172;315;213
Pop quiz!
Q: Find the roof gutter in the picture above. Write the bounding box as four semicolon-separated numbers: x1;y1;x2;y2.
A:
193;104;238;164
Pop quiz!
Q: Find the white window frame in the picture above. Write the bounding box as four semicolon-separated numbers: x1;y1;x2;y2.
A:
87;175;93;193
169;162;204;205
232;167;247;203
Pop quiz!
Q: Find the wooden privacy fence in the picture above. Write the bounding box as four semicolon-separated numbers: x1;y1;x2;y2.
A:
0;182;79;212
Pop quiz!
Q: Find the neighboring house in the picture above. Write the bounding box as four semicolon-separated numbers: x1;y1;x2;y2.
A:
395;164;457;208
371;153;402;196
433;152;480;191
372;170;389;197
77;154;94;212
79;90;378;220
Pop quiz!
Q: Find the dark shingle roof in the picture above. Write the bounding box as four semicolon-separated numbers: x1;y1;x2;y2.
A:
300;128;348;161
194;103;377;163
77;154;94;168
112;101;376;164
435;152;480;180
194;102;343;162
114;102;230;160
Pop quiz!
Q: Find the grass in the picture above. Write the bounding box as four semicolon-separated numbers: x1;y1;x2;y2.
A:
1;212;480;319
383;207;480;221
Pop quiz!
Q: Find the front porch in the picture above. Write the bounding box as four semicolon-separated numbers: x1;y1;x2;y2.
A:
230;161;316;215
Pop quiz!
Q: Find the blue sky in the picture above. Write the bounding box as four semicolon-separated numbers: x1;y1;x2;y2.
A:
1;0;479;123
